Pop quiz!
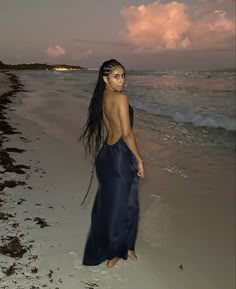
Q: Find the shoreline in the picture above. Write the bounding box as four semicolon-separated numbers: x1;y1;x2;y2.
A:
0;71;235;289
135;108;236;152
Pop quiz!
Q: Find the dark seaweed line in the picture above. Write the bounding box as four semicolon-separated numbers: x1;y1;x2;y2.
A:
0;72;54;288
0;71;30;191
0;71;33;281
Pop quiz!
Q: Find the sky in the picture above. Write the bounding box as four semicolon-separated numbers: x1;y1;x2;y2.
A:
0;0;235;69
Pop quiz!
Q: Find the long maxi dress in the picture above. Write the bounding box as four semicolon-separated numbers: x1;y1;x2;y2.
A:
83;105;139;266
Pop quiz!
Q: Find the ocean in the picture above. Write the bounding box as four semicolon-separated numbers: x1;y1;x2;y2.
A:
15;68;235;154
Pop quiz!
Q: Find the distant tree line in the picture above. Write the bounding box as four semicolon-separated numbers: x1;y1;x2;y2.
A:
0;60;86;70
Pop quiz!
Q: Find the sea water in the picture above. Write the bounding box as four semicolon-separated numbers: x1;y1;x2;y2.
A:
15;68;235;153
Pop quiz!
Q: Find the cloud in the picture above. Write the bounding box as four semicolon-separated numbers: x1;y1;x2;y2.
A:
189;10;235;49
120;1;235;52
45;45;66;58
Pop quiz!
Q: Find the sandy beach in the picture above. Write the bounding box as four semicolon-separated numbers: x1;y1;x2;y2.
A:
0;71;235;289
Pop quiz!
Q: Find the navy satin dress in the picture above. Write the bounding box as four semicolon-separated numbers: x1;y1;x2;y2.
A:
83;105;139;266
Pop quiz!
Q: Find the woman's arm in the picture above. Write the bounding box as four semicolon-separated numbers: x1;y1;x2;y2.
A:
118;93;144;177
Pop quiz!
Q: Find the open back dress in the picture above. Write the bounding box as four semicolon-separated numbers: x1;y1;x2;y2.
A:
83;105;139;266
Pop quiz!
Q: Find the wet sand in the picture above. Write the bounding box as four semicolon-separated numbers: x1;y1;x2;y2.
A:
0;71;235;289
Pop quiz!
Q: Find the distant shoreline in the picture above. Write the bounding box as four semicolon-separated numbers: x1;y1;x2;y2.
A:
0;60;88;71
0;60;234;72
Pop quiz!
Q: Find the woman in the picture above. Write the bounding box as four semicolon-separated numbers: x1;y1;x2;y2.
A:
80;59;144;268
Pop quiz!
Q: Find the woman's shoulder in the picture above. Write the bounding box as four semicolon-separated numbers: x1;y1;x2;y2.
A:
104;91;129;109
116;92;129;105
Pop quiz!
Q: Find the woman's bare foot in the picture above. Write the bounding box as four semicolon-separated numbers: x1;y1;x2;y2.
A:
128;250;138;261
106;257;121;268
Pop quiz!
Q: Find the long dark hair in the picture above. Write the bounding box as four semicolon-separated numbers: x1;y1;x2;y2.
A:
80;59;125;158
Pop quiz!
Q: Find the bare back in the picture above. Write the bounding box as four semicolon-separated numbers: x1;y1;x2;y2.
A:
102;90;126;145
102;89;144;177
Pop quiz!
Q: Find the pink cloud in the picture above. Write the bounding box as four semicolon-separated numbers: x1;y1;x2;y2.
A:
120;1;235;52
45;45;66;58
189;10;235;49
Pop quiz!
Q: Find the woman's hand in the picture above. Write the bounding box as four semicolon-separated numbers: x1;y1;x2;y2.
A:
137;159;144;178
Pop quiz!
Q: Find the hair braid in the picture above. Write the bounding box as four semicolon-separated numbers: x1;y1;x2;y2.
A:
80;59;125;159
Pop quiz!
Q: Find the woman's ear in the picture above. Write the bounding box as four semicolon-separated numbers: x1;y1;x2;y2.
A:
103;76;108;84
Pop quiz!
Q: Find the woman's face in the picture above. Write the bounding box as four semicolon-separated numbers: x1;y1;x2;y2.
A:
104;65;126;92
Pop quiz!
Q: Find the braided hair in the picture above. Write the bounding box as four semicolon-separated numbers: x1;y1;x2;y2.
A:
80;59;125;158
